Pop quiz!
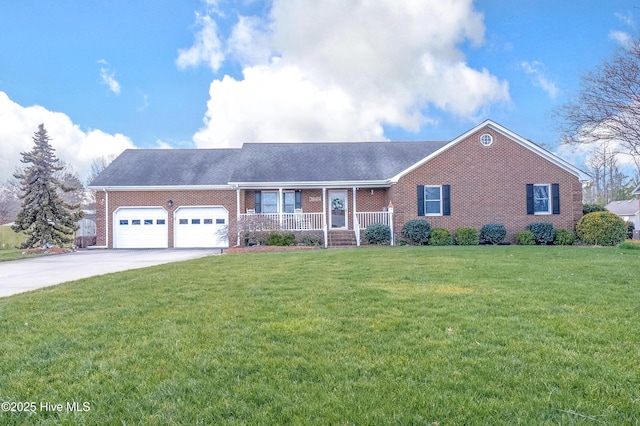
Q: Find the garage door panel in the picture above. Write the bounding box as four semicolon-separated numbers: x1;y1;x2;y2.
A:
115;208;168;249
175;207;228;248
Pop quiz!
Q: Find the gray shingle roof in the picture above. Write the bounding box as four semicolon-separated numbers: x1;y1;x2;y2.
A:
605;199;639;215
229;141;448;183
89;149;240;187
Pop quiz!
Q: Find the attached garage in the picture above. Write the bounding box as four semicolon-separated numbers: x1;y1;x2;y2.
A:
114;207;168;248
174;206;229;248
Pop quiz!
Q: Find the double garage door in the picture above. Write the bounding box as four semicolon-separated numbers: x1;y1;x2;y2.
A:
114;207;228;248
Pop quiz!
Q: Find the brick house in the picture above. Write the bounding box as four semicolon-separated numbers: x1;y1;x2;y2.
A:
88;120;589;248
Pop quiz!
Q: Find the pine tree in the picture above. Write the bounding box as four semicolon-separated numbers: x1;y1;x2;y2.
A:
12;124;82;248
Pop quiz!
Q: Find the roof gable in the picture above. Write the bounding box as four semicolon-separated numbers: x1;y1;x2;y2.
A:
390;120;591;183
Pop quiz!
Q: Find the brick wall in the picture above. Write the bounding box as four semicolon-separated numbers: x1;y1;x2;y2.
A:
95;189;237;248
392;128;583;242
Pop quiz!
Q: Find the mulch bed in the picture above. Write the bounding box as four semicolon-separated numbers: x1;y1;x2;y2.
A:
224;245;320;254
21;247;74;255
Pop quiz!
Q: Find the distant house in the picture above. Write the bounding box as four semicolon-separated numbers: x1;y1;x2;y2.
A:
88;120;590;249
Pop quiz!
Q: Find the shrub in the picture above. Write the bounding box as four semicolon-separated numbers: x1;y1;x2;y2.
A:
363;223;391;245
479;224;507;245
553;228;576;246
455;227;479;245
516;230;536;245
401;219;431;245
619;241;640;250
526;222;555;245
267;232;296;246
576;211;627;246
627;221;635;239
583;203;606;214
300;233;322;246
429;228;452;246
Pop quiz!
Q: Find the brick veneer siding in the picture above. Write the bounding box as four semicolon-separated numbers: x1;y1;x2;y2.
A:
95;189;237;248
391;128;584;243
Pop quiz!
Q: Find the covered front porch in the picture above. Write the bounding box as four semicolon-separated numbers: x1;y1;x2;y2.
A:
235;187;394;247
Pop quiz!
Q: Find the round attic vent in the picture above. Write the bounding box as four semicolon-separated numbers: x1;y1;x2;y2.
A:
480;133;493;146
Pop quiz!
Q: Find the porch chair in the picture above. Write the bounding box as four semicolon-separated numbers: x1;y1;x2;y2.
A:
294;208;310;230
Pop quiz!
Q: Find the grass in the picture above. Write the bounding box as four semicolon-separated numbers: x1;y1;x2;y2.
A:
0;227;29;262
0;246;639;424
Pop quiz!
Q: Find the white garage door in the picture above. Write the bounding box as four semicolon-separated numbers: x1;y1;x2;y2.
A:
174;206;228;248
114;207;168;249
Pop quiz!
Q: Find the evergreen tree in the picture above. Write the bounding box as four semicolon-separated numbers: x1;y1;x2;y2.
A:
12;124;82;248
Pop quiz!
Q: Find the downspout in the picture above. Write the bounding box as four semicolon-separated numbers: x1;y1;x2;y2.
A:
353;187;359;246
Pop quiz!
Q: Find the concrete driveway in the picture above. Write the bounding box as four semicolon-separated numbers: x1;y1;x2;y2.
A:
0;249;220;298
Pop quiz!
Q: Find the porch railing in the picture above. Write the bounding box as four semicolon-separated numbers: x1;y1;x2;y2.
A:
238;212;324;231
355;211;391;229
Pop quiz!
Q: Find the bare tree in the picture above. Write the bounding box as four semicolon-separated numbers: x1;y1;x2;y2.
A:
86;154;117;186
556;37;640;174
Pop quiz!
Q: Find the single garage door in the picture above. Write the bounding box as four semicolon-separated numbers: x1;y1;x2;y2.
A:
174;206;228;248
114;207;168;248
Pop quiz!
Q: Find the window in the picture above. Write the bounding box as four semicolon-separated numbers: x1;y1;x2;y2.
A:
480;133;493;146
262;192;278;213
216;218;225;224
203;219;213;224
255;190;302;213
119;220;128;225
527;184;560;215
533;185;550;214
424;186;442;215
179;219;188;225
417;185;450;216
283;191;295;213
192;219;200;225
144;219;153;225
132;220;141;225
157;219;166;225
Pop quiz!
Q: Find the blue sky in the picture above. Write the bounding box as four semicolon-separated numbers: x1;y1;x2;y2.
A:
0;0;637;181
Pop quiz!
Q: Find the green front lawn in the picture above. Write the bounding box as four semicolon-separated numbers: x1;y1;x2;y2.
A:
1;246;639;424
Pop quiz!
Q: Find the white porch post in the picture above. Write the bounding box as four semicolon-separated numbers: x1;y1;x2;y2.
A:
388;201;394;246
236;187;241;246
353;187;359;246
322;187;328;248
278;187;283;228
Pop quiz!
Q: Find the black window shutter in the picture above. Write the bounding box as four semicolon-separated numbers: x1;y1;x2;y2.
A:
526;184;534;215
417;185;425;216
295;190;302;210
442;185;451;216
552;184;560;214
254;191;262;213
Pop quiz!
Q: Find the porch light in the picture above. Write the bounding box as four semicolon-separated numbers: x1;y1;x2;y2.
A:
167;200;173;207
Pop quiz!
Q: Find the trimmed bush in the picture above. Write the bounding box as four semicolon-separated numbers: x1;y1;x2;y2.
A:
267;232;296;246
627;221;635;239
576;211;627;246
526;222;555;245
455;227;479;245
429;228;452;246
583;203;606;214
401;219;432;245
300;234;322;246
553;228;576;246
363;223;391;245
516;230;536;245
479;224;507;245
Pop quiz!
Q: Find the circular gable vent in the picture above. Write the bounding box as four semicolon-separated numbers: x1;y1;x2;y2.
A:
480;133;493;146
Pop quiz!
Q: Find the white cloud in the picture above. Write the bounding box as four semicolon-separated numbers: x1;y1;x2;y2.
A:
98;60;121;95
609;30;633;48
193;0;510;147
176;12;225;71
615;12;634;27
521;61;558;100
0;91;136;183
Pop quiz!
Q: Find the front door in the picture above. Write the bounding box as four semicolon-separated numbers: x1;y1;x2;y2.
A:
329;190;348;229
